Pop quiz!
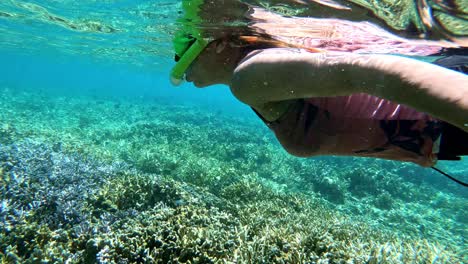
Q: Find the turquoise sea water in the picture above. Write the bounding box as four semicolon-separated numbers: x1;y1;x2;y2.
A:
1;0;467;263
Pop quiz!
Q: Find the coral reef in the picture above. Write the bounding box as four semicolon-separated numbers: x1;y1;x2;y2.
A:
0;89;466;263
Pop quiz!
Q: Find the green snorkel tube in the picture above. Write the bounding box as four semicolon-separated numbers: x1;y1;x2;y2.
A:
170;0;208;86
170;38;208;86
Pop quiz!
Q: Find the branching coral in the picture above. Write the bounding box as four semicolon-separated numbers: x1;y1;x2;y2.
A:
0;89;465;262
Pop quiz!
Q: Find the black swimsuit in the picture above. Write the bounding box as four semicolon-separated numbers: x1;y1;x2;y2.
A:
433;54;468;161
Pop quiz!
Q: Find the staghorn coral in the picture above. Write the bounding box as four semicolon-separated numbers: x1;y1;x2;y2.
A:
0;89;466;262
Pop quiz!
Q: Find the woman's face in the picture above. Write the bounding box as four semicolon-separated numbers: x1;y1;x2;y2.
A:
185;40;243;88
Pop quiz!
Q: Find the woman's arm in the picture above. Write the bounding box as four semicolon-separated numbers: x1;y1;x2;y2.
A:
231;49;468;131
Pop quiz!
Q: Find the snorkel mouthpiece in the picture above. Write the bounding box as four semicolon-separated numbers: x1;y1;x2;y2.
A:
170;38;208;86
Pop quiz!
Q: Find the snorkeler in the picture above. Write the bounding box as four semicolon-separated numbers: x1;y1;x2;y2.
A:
171;5;468;173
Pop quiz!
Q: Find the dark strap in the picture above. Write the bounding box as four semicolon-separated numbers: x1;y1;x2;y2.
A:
432;166;468;187
433;54;467;74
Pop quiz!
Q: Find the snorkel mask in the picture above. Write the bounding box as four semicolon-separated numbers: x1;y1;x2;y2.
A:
171;0;258;85
170;34;209;86
170;0;209;86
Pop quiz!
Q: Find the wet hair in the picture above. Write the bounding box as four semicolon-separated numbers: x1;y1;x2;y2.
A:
208;34;300;66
